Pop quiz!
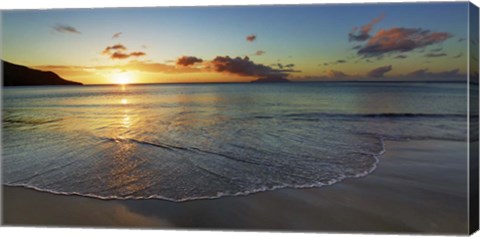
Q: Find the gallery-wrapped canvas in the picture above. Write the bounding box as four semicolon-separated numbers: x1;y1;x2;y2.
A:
1;1;479;235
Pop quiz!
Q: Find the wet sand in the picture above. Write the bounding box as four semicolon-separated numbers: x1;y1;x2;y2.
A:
2;140;469;234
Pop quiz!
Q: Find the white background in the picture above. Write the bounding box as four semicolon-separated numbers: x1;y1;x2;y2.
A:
0;0;479;237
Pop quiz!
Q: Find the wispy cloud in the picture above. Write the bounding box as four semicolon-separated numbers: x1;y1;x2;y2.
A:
356;28;452;57
254;50;266;56
298;69;353;80
322;59;348;66
452;53;463;59
429;47;443;52
122;60;200;73
273;63;295;69
246;34;257;42
349;14;384;42
424;52;447;58
35;60;201;75
404;68;463;79
112;32;122;39
325;69;349;78
367;65;392;78
102;44;127;54
53;24;81;34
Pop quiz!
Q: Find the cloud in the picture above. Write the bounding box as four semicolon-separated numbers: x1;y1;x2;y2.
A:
405;69;429;77
297;69;353;80
452;53;463;58
102;44;146;60
367;65;392;78
110;52;130;59
291;69;351;81
349;14;384;42
356;28;452;57
322;59;348;66
123;60;201;73
404;68;464;80
210;56;292;79
254;50;266;56
35;60;202;76
129;52;146;57
274;63;294;69
429;47;443;52
109;51;146;60
103;44;127;54
394;55;408;59
246;34;257;42
284;66;466;81
34;65;84;70
53;24;81;34
424;52;447;58
176;56;203;66
325;69;349;78
112;32;122;39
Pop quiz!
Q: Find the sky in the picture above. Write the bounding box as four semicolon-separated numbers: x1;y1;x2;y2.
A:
1;2;472;84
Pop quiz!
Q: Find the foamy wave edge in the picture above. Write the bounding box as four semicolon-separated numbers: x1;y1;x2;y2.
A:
4;138;386;203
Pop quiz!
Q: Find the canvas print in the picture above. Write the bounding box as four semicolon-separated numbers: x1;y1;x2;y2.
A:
1;2;479;234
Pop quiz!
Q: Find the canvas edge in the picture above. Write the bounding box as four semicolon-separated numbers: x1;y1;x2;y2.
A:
469;1;480;235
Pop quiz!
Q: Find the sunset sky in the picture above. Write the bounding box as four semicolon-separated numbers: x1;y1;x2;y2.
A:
2;2;471;84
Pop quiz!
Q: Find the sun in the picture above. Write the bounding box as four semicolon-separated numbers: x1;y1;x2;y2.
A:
112;72;132;85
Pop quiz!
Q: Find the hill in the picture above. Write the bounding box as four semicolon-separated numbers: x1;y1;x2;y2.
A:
3;61;82;86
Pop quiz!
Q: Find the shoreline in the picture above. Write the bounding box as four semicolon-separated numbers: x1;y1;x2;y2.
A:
2;139;469;234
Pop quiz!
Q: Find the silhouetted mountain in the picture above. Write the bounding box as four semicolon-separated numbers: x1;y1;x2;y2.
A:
3;61;82;86
251;77;290;83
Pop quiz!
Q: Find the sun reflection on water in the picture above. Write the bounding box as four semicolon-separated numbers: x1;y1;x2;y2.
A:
122;112;131;129
103;94;149;196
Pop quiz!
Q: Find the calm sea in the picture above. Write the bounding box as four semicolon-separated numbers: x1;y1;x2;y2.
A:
2;82;468;201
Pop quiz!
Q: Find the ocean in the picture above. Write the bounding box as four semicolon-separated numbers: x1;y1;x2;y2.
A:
2;82;468;202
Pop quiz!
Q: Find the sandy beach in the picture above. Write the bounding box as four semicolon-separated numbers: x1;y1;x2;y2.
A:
2;139;469;234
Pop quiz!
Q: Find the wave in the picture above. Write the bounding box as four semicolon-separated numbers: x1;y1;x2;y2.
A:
3;118;63;126
4;137;386;202
3;156;379;203
282;112;466;120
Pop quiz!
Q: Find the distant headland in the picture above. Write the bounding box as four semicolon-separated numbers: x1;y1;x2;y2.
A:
2;61;82;86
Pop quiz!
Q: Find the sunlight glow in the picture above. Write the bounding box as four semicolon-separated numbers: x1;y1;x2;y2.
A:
113;72;132;85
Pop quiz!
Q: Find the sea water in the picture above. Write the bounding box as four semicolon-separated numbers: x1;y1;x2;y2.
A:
2;82;468;201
